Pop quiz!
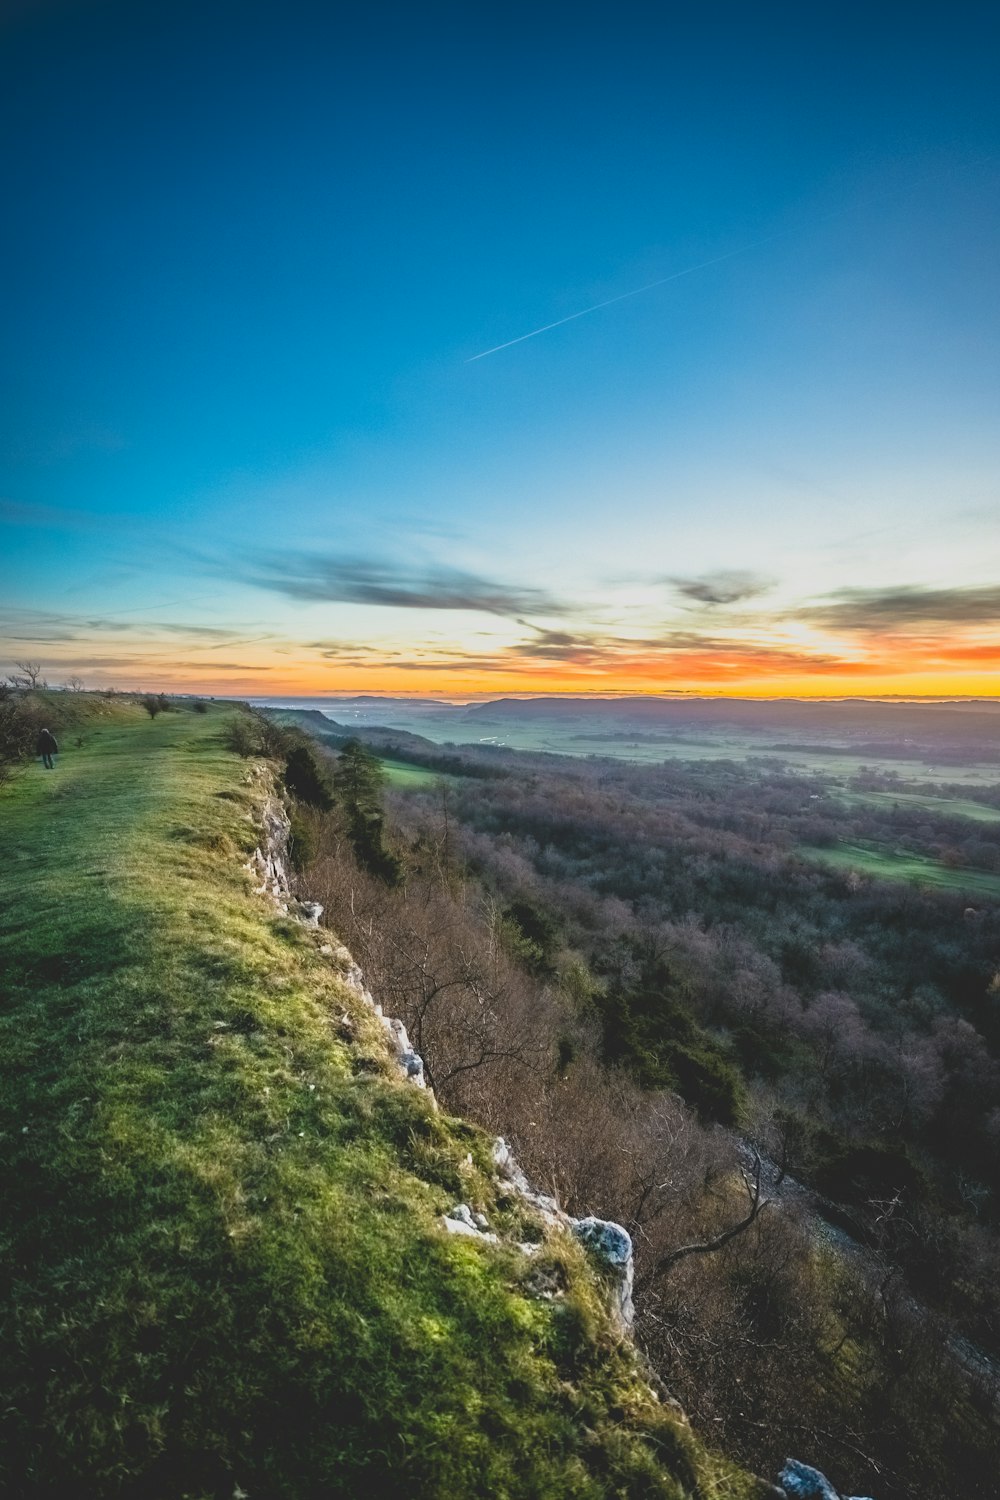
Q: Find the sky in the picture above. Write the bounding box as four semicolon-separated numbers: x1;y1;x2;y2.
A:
2;0;999;699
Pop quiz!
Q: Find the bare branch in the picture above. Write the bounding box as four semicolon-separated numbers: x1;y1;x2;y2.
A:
636;1152;771;1293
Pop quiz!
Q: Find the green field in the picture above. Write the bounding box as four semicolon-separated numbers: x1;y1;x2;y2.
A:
261;700;1000;786
0;697;761;1499
381;756;448;789
800;840;1000;898
837;788;1000;823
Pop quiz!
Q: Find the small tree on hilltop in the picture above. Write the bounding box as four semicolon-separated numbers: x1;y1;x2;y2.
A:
141;694;162;719
14;661;45;690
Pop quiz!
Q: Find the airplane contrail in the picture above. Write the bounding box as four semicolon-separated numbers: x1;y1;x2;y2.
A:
465;232;780;362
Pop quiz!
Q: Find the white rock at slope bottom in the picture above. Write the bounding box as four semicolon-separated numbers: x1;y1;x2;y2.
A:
571;1217;635;1327
778;1458;874;1500
491;1138;636;1330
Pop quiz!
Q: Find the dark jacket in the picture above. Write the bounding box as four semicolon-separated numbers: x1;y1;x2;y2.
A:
36;729;58;755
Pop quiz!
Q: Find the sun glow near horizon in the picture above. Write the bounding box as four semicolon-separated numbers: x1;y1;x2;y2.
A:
4;601;997;699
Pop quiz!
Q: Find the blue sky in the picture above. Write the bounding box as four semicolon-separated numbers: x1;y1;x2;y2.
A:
2;0;999;695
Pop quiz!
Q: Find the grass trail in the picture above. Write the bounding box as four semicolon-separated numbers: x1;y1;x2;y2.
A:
0;699;761;1499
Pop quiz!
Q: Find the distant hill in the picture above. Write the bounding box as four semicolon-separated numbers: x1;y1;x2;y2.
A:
462;695;1000;747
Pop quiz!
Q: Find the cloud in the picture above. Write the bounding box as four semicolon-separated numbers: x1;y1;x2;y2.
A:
509;626;607;662
169;662;273;671
667;570;775;606
799;583;1000;631
0;655;145;670
387;625;854;680
507;625;844;668
158;623;246;639
0;606;270;647
306;639;388;659
238;553;569;618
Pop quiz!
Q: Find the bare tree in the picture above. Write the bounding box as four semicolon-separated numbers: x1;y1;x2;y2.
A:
635;1153;771;1293
309;843;548;1102
64;675;85;693
13;661;45;690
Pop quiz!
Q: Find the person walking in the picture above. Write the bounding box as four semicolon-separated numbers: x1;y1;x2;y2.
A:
36;727;58;770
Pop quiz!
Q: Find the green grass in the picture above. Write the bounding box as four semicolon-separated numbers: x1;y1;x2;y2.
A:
836;788;1000;823
799;839;1000;897
0;698;765;1499
380;757;449;790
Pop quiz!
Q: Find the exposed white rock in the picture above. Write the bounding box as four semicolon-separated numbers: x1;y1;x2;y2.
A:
245;797;292;900
246;775;430;1096
572;1217;635;1327
442;1204;498;1242
380;1016;426;1087
492;1136;636;1330
324;941;377;1007
778;1458;874;1500
491;1137;561;1224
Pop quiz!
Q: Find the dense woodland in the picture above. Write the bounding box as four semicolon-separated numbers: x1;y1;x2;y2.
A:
257;708;1000;1499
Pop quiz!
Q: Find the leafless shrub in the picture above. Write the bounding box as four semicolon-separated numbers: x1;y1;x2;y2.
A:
12;660;45;690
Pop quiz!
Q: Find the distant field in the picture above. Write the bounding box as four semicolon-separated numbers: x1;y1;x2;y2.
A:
800;841;1000;898
793;754;1000;787
259;699;1000;785
510;731;1000;785
361;715;1000;784
380;757;447;789
837;789;1000;823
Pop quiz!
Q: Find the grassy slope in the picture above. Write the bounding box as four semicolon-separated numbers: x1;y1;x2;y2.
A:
800;839;1000;898
0;699;765;1500
381;757;447;790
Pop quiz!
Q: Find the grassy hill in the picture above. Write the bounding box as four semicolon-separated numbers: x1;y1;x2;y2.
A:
0;697;767;1498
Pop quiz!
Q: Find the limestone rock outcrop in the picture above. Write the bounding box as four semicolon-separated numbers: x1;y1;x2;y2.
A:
571;1216;635;1327
492;1137;636;1331
778;1458;874;1499
246;795;291;898
443;1204;498;1241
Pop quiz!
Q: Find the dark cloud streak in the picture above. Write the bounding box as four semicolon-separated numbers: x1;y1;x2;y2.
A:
668;571;775;606
240;553;569;618
799;584;1000;631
